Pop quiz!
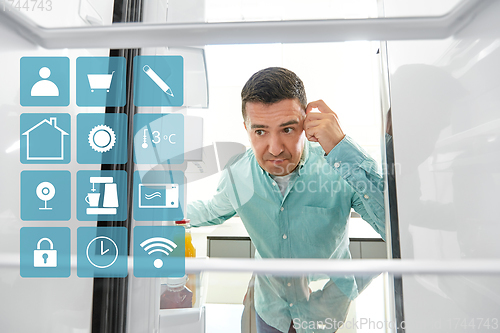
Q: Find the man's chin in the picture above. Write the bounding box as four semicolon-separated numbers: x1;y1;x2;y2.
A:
265;160;297;176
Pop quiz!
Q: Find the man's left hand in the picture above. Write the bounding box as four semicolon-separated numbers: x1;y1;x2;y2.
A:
304;100;345;155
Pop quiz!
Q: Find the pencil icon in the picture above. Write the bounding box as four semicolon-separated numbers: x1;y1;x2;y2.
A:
142;65;174;97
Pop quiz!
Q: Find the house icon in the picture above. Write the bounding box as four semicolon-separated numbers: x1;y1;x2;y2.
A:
22;117;69;160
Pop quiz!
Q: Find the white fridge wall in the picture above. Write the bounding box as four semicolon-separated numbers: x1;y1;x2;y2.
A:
385;0;500;331
0;31;92;333
0;2;114;333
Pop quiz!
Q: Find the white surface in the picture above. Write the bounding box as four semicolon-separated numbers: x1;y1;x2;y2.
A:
184;257;500;275
2;253;499;275
86;207;116;214
159;307;206;333
204;272;252;304
0;5;113;333
385;0;500;331
205;303;244;333
0;0;489;49
206;0;377;22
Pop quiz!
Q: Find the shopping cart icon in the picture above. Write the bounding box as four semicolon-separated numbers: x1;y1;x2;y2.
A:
87;71;115;92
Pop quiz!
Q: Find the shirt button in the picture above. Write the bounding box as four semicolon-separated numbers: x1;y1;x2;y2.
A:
289;303;293;307
272;182;276;186
334;162;340;168
283;234;287;239
364;194;369;199
287;282;291;287
280;207;284;212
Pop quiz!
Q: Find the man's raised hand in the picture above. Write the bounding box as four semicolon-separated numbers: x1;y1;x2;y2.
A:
304;100;345;155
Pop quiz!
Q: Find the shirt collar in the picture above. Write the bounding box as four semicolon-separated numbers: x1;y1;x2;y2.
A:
297;140;309;176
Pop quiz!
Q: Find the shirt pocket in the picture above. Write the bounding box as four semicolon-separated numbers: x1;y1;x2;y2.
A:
294;205;348;257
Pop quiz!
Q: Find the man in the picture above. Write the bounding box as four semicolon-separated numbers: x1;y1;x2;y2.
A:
187;67;385;333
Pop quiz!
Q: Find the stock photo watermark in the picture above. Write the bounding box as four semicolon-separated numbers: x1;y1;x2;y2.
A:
267;160;395;197
292;317;406;331
292;317;499;331
2;0;53;12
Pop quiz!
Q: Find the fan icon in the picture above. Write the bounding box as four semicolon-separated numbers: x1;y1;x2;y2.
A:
88;125;116;153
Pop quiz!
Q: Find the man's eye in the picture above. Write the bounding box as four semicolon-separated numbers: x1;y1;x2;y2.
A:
283;127;293;134
255;130;265;136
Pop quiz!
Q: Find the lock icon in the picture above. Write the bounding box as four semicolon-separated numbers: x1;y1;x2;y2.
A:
34;238;57;267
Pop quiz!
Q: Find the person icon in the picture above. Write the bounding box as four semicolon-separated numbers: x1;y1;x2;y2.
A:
31;67;59;97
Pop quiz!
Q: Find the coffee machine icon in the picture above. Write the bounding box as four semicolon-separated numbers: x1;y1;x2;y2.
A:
85;177;119;215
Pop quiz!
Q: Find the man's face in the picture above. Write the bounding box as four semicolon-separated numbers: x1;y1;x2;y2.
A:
244;98;306;176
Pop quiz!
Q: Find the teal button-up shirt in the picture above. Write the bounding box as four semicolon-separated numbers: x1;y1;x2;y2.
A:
187;136;386;333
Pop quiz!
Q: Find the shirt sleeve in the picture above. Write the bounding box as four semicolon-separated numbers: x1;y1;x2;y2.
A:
325;135;386;240
186;168;237;227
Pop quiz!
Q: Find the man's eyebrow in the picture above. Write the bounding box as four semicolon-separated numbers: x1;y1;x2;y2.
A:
250;124;268;129
279;120;299;127
250;120;299;129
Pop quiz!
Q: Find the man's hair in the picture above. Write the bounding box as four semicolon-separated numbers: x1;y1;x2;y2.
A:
241;67;307;123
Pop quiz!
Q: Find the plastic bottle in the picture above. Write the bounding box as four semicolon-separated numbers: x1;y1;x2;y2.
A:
160;275;193;309
175;219;197;306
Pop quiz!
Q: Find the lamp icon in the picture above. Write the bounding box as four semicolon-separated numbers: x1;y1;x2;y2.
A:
36;181;55;210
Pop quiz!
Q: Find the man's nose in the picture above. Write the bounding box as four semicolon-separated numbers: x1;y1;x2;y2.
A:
268;134;284;156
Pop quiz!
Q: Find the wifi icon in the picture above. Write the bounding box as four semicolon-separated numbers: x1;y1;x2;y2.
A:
140;237;177;269
134;226;185;277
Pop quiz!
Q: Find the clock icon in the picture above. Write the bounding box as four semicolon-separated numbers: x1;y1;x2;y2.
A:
86;236;118;268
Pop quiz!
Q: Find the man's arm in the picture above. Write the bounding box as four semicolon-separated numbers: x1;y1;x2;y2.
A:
187;168;237;227
304;100;385;240
325;135;386;240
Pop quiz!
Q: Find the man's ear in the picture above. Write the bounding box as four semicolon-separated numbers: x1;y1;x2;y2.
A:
243;121;247;131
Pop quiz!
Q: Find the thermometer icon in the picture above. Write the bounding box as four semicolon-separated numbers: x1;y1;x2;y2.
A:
142;129;148;149
141;129;176;149
142;65;174;97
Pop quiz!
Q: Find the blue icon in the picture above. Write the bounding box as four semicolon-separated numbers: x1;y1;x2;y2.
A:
133;56;183;107
77;170;127;221
20;57;70;107
133;113;184;164
20;171;71;221
77;113;128;164
134;226;185;278
76;57;127;107
20;113;70;164
133;171;185;222
139;184;177;208
20;227;71;278
77;227;128;278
